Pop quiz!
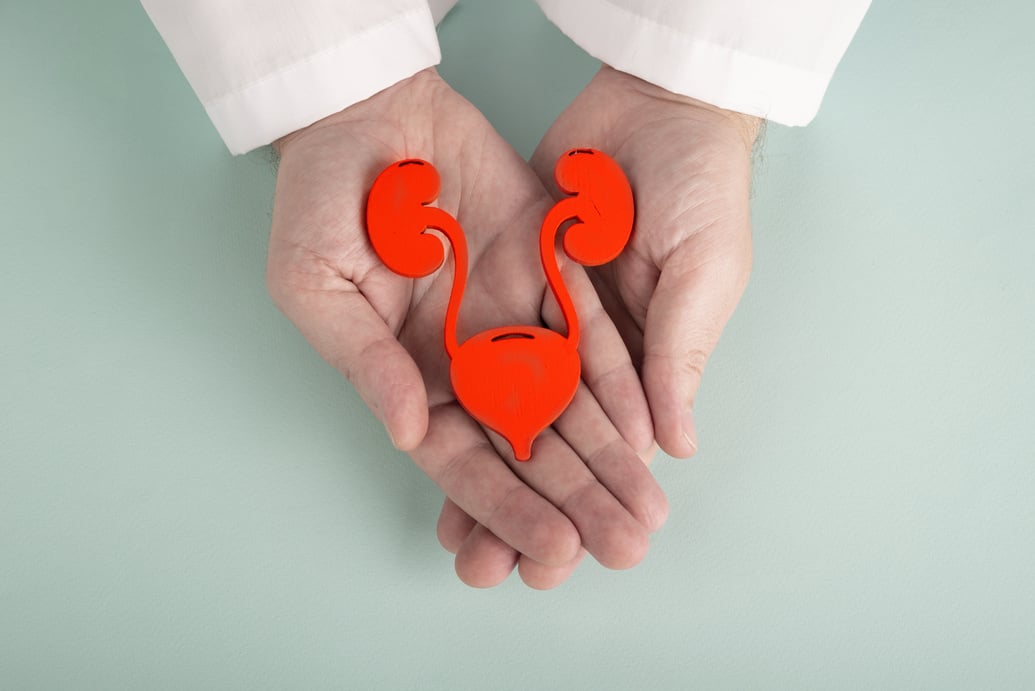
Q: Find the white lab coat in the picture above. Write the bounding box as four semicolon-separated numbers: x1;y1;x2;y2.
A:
140;0;871;155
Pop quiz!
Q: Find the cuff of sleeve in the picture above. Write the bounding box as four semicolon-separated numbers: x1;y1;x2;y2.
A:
204;7;442;154
536;0;834;127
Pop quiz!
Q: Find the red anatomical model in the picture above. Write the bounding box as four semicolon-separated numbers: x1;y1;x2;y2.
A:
366;150;634;460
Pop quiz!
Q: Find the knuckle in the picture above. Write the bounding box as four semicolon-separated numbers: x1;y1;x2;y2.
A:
583;359;628;392
681;348;710;380
558;478;599;518
483;484;523;531
436;440;490;493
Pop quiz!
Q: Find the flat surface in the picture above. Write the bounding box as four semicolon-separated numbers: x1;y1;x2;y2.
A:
2;1;1034;688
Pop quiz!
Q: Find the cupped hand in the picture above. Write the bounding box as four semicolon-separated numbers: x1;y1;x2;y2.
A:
530;66;761;458
267;69;667;588
446;65;760;586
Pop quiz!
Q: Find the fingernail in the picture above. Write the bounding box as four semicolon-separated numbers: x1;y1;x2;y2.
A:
682;408;698;455
387;426;400;450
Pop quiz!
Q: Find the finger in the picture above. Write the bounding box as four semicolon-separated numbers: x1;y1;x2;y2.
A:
454;524;519;588
453;441;662;588
412;404;582;567
517;549;587;590
638;442;660;467
482;426;650;570
436;497;476;554
446;505;586;590
542;261;654;453
587;265;646;374
269;284;429;450
553;385;669;533
643;230;752;457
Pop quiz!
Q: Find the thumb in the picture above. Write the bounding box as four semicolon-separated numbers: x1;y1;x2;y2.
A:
271;285;429;451
642;230;751;458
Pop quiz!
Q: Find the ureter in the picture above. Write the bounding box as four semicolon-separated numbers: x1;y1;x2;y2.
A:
539;201;580;348
426;208;468;359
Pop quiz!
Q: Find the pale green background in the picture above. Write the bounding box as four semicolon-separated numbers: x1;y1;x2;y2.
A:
2;0;1033;688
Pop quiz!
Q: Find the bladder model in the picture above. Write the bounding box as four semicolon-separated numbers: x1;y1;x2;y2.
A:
366;149;634;460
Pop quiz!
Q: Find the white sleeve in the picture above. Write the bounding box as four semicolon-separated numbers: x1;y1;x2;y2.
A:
535;0;871;126
141;0;458;154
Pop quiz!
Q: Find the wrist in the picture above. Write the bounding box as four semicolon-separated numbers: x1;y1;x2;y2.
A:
599;65;762;153
273;67;444;157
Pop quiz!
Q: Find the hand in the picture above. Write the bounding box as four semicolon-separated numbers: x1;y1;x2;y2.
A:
442;67;758;585
267;69;667;588
435;441;661;589
531;66;761;457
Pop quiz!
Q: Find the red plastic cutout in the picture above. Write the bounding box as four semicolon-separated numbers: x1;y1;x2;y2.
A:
366;150;634;460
